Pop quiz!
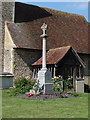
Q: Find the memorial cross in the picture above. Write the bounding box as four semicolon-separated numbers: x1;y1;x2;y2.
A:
41;23;48;69
37;23;52;94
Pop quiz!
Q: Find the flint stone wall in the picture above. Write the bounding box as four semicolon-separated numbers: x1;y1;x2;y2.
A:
13;48;41;80
0;2;2;72
79;54;90;86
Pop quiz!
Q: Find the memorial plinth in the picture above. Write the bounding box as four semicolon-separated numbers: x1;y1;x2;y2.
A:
37;23;53;94
38;68;53;94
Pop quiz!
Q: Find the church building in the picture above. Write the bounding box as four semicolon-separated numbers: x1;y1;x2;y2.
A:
0;2;89;86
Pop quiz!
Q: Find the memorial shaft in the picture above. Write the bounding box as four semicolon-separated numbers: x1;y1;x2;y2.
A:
42;37;46;68
41;23;48;69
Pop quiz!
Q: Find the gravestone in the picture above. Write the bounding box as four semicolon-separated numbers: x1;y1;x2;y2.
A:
0;72;13;89
76;78;84;93
37;23;53;94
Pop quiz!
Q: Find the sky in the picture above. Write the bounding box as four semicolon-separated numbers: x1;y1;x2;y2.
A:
15;0;89;22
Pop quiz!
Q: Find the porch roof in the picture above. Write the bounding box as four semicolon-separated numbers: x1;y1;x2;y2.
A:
32;46;85;67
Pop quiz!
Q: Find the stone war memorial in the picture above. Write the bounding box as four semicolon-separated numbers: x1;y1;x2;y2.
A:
37;23;53;94
0;2;89;94
0;2;88;118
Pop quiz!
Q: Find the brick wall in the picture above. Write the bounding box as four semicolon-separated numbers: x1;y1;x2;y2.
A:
13;49;41;80
0;1;15;72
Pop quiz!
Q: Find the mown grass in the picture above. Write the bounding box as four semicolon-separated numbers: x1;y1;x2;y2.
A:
2;89;88;118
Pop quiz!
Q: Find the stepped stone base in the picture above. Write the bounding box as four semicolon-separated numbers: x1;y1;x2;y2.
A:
38;68;53;94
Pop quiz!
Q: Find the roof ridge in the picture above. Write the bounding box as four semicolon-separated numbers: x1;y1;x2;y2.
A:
16;2;86;21
50;46;71;51
40;6;87;21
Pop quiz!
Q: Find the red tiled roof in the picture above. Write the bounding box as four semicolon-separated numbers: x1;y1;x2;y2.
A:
32;46;71;65
7;3;88;54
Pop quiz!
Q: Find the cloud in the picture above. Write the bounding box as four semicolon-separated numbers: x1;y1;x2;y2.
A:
67;2;88;10
76;3;88;10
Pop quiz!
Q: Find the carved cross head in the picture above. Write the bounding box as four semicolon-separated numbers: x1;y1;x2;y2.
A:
41;23;47;34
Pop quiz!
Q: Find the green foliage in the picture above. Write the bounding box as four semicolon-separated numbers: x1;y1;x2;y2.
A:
52;75;63;93
10;77;36;96
64;76;73;90
9;88;22;96
14;77;27;88
66;91;79;96
52;75;73;94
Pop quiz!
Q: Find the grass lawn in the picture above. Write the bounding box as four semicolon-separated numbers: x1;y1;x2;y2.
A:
2;89;88;118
